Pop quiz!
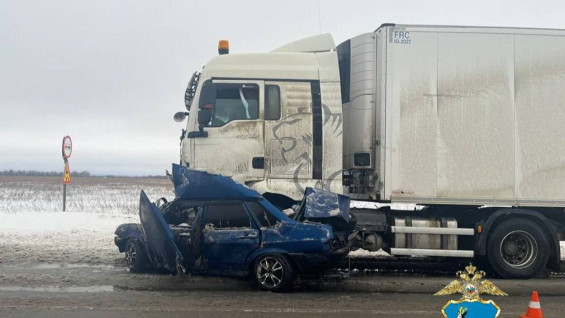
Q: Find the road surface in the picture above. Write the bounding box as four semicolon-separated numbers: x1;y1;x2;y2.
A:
1;263;564;317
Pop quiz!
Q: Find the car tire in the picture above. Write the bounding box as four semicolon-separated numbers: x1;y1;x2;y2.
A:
253;254;295;292
487;218;549;279
125;238;148;272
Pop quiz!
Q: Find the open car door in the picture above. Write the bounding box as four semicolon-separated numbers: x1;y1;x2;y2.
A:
139;190;185;275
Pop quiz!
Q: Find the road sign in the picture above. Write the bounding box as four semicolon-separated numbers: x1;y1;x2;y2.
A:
62;136;72;211
63;161;72;184
62;136;72;159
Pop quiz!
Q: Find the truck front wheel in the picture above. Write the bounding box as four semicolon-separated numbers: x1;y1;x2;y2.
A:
487;219;549;278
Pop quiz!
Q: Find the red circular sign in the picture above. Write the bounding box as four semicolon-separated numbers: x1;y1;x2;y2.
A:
62;136;72;159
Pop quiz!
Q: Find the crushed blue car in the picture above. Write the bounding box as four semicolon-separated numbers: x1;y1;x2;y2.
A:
114;164;356;291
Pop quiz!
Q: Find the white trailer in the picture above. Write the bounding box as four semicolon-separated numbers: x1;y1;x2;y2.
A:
176;24;565;278
342;25;565;207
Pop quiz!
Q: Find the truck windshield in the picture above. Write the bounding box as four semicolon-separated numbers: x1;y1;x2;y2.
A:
207;84;259;127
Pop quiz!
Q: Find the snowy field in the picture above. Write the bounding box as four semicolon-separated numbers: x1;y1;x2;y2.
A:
0;176;174;265
1;176;564;267
0;176;174;214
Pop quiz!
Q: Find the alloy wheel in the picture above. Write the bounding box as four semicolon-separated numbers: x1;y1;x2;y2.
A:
256;257;284;288
125;241;137;270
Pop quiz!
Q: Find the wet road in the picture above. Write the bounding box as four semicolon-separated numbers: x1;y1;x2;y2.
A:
2;288;565;318
1;264;565;317
5;289;565;318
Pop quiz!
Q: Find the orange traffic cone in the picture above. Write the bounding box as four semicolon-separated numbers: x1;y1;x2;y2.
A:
520;291;545;318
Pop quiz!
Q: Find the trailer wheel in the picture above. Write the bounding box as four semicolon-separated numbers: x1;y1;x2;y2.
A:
487;219;549;278
125;238;148;272
253;254;295;292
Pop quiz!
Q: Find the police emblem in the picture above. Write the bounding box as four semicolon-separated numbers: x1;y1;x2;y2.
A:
435;264;507;318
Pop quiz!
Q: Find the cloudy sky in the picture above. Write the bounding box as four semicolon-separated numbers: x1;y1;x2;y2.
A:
1;0;563;175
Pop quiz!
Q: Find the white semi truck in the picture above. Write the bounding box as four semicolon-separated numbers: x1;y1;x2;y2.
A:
175;24;565;278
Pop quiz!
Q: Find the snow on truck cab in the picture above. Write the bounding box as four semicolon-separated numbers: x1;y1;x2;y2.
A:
175;24;565;279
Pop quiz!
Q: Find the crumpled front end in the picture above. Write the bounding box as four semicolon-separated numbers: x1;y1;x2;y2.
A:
258;199;350;274
292;187;358;252
259;221;347;274
295;187;355;231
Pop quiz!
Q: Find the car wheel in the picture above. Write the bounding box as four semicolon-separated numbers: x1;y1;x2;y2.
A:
487;219;549;278
253;254;295;292
125;238;148;272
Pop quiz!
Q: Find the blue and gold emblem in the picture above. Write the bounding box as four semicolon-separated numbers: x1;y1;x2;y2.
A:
435;264;507;318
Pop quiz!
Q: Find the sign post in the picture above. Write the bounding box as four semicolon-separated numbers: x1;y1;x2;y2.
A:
62;136;72;211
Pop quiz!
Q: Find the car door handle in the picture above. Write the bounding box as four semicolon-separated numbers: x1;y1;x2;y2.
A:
237;234;258;239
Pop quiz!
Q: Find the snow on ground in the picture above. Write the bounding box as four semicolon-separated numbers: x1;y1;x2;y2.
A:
1;212;135;234
0;212;138;265
348;248;391;258
0;176;174;265
0;176;174;214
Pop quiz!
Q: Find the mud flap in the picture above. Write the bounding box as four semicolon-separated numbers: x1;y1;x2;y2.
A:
139;190;186;275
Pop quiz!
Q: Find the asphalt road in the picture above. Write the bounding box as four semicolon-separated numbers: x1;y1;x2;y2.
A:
2;288;565;318
1;264;564;317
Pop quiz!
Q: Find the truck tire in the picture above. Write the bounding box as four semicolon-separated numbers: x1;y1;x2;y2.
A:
487;219;549;278
253;254;295;292
125;238;148;272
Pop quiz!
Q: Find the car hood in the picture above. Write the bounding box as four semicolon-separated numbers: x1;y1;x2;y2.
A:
171;163;261;200
294;187;355;233
302;187;351;222
139;190;184;274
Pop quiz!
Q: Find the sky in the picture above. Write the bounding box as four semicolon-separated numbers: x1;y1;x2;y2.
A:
1;0;564;176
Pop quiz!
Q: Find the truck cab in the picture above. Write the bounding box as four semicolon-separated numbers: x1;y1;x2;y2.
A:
180;34;343;206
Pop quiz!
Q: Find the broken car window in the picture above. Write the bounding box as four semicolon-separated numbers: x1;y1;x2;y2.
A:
205;204;252;229
207;84;259;127
247;202;278;227
162;201;202;225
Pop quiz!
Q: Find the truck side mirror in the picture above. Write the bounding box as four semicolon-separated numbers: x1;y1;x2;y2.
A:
174;111;189;122
197;83;216;128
